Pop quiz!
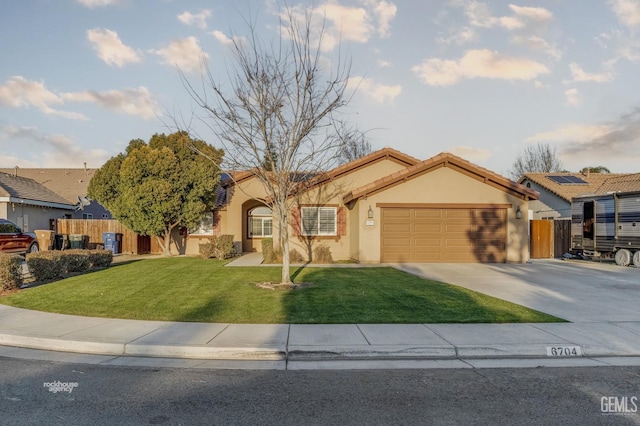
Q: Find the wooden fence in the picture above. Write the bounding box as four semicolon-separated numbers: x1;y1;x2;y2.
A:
530;219;571;259
56;219;155;254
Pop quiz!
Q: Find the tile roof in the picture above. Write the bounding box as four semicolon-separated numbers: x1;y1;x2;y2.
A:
343;152;538;203
221;147;421;191
519;172;631;202
0;168;95;204
595;173;640;194
0;172;74;208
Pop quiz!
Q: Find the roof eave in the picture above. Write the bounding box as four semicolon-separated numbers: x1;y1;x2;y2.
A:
0;197;75;210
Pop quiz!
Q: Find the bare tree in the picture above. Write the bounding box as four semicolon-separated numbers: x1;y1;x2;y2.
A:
336;124;372;165
510;143;564;180
184;7;353;284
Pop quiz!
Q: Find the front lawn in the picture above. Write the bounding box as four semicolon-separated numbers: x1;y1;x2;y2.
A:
0;257;564;324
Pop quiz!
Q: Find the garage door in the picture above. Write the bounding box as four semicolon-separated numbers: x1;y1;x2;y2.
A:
381;207;506;263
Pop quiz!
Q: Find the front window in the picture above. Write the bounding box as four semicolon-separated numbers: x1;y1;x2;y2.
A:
249;206;272;238
190;211;214;235
301;207;336;236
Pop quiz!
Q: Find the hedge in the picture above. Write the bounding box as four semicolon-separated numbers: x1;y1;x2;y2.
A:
0;253;24;291
26;249;114;282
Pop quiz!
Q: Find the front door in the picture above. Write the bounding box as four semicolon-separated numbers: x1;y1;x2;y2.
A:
582;201;595;249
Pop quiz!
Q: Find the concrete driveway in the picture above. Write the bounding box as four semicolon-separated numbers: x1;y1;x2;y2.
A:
391;259;640;323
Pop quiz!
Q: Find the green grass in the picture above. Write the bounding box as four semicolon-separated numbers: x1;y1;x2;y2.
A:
0;257;565;324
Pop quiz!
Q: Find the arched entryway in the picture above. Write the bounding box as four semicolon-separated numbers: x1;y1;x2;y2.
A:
242;201;273;252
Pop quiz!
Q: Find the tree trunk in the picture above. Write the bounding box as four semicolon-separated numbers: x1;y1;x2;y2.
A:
280;214;291;284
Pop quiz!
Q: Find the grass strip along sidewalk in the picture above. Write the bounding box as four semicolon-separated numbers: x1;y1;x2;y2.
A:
0;257;564;324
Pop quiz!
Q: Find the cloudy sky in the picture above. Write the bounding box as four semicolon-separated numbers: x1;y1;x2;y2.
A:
1;0;640;175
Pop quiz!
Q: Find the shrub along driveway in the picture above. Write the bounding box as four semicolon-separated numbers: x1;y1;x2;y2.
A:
0;257;563;324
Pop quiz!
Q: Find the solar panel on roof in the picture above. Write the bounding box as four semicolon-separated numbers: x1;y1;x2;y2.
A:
546;175;588;184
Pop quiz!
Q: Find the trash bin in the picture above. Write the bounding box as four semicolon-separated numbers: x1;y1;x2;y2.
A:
69;234;86;249
103;232;122;254
35;230;55;251
55;234;70;250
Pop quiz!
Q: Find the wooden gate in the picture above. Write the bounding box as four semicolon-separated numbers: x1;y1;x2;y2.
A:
554;219;571;257
530;220;553;259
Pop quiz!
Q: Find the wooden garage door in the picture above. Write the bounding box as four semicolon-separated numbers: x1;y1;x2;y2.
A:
381;207;507;263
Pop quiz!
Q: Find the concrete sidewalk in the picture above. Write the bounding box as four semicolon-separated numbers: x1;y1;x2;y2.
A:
2;304;640;369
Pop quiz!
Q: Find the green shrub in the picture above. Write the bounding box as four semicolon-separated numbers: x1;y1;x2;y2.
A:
88;250;113;268
199;235;236;259
261;238;277;263
0;253;24;291
26;251;68;281
312;245;333;264
64;249;92;272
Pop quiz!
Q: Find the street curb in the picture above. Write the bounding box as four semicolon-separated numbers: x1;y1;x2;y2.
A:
0;333;125;356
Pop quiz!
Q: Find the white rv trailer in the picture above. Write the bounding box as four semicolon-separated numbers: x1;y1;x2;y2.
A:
571;190;640;266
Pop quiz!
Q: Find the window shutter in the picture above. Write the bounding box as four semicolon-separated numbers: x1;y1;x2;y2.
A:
291;207;302;237
337;206;347;236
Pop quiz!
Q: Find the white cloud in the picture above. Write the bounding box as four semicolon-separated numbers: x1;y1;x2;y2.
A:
565;63;615;83
76;0;117;8
609;0;640;29
508;4;552;22
412;49;549;86
564;88;580;106
512;35;562;60
448;146;491;162
0;125;110;168
87;28;142;68
178;10;212;30
437;26;477;45
62;87;160;120
348;76;401;103
211;30;246;47
527;108;640;163
526;124;611;143
464;1;552;31
366;0;397;37
281;1;396;52
152;37;208;73
0;76;87;120
377;58;392;68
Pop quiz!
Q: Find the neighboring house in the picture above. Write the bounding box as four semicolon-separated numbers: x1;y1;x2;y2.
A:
182;148;538;263
0;172;74;231
518;172;633;220
595;173;640;194
0;167;111;220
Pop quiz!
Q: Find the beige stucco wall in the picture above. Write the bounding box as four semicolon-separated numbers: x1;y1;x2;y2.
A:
353;166;530;264
1;203;70;232
216;158;409;260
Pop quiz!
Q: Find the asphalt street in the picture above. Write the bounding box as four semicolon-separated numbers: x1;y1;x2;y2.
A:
2;357;640;425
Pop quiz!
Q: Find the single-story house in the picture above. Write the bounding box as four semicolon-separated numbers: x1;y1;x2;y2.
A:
0;171;75;231
182;148;539;263
519;172;639;220
0;167;112;220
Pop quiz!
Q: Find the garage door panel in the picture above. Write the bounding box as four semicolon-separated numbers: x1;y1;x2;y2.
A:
414;209;443;219
414;238;443;247
383;209;411;219
414;224;443;233
381;207;506;263
382;223;412;232
382;237;411;247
